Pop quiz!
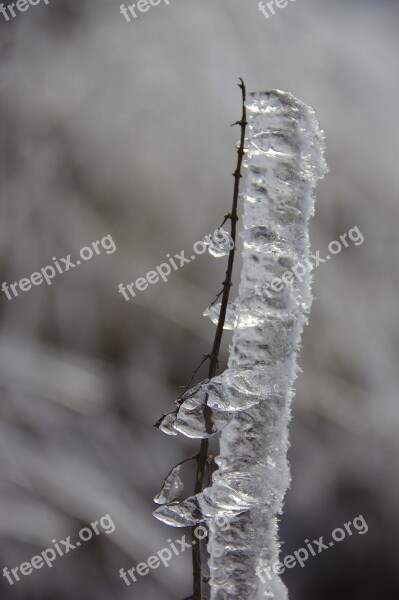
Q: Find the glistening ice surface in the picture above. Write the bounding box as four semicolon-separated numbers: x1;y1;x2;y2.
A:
154;90;327;599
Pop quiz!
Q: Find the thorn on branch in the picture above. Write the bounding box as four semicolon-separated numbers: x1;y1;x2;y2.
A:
183;355;212;391
209;288;223;308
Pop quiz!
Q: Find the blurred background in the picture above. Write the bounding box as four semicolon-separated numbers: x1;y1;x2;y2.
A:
0;0;398;598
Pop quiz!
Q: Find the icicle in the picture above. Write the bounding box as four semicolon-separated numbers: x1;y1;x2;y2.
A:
203;90;327;600
154;89;327;600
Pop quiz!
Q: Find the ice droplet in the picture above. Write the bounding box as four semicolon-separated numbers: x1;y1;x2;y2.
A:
203;301;238;330
208;244;230;258
154;464;184;504
153;495;204;527
204;228;232;258
157;412;178;436
174;391;230;438
204;298;272;330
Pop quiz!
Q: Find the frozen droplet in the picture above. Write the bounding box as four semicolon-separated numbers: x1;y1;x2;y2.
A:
154;464;184;505
174;394;230;438
203;301;238;330
209;244;229;258
153;495;204;527
157;412;178;436
204;229;233;258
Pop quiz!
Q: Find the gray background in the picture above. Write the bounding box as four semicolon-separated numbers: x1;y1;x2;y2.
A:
0;0;398;598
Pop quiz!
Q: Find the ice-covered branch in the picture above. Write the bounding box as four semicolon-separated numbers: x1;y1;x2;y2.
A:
154;90;327;599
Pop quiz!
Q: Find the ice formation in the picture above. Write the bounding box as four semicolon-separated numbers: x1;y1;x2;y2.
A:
205;228;232;257
153;463;184;505
154;90;327;599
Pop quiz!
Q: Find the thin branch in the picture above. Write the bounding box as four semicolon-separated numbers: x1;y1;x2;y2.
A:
191;78;247;600
162;454;199;481
208;288;223;309
182;354;212;391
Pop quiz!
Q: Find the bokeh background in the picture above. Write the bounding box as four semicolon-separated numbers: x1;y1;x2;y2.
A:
1;0;398;598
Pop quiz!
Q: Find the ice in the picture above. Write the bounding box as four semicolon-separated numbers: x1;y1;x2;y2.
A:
173;393;230;438
203;301;238;330
205;228;232;257
202;91;326;600
208;244;230;258
157;411;178;436
153;495;204;527
153;464;184;505
154;90;327;600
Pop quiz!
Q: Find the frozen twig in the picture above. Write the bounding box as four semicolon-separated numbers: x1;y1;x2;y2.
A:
154;89;327;600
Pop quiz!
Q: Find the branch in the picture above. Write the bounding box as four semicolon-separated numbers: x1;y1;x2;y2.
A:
191;78;247;600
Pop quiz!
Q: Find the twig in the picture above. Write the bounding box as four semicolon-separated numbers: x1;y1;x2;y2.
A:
208;288;223;310
182;354;212;391
162;454;199;482
191;78;247;600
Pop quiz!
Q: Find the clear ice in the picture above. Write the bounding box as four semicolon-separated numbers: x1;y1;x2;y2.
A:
205;228;233;257
153;464;184;505
154;90;327;599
